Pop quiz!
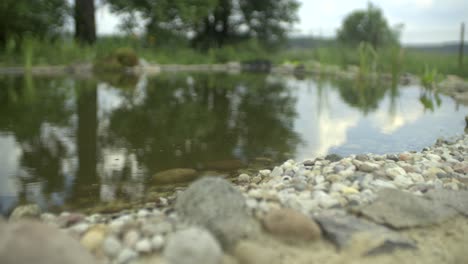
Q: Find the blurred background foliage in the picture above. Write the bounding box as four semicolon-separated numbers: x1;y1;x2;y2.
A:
0;0;465;78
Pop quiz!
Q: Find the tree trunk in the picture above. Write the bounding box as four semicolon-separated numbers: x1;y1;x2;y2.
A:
75;0;96;44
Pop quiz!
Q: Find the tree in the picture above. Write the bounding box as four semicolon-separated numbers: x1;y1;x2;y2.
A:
0;0;69;46
107;0;300;49
337;3;401;48
75;0;96;44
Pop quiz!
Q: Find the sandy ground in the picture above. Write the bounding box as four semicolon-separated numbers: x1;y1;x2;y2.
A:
225;216;468;264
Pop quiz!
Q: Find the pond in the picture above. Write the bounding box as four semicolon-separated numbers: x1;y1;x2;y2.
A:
0;72;466;215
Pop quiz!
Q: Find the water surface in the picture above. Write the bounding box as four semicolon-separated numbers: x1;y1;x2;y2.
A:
0;73;466;214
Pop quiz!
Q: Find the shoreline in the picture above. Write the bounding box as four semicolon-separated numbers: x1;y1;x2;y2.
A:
1;61;467;106
2;133;468;264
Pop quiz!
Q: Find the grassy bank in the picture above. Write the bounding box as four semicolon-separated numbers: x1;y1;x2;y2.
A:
276;45;467;78
0;36;466;78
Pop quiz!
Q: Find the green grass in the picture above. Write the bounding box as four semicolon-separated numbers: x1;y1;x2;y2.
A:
0;36;466;79
274;45;467;78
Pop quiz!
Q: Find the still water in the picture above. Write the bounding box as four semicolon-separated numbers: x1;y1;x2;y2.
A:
0;73;466;214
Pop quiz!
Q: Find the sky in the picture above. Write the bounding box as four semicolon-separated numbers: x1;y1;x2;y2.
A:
95;0;468;44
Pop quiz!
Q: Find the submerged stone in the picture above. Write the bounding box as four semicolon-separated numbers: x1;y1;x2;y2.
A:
152;168;198;184
325;154;343;162
204;159;245;171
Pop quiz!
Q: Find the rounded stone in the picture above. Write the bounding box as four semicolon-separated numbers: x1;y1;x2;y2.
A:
69;222;90;236
175;177;259;249
259;170;271;177
151;235;165;251
385;166;406;180
123;229;140;248
9;204;41;221
102;236;122;258
163;227;222;264
261;208;321;242
116;248;137;264
238;174;250;183
135;238;152;253
80;225;107;253
358;162;379;172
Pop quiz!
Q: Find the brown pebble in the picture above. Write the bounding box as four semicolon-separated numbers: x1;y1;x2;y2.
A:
262;208;321;242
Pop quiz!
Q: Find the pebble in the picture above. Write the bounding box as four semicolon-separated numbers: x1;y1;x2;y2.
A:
116;248;138;264
9;204;41;221
261;208;321;241
385;166;406;179
393;174;413;188
135;238;152;253
251;176;262;184
151;235;165;251
69;222;90;236
80;225;107;252
372;179;397;189
102;235;122;258
238;173;250;182
123;230;141;248
358;162;380;172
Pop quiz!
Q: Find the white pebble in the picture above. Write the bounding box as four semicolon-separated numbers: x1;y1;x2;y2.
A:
102;236;122;258
116;248;137;264
259;169;271;177
135;238;152;253
137;209;149;218
151;235;165;251
69;222;90;236
123;230;140;248
238;173;250;182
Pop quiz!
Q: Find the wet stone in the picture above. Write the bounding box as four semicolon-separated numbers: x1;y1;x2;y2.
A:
315;210;416;256
355;154;369;161
386;154;399;162
325;154;342;162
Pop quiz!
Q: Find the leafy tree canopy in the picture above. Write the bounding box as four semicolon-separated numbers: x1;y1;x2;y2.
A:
0;0;70;46
337;3;402;48
106;0;300;49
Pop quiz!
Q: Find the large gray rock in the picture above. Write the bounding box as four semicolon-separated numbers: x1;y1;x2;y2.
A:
0;220;98;264
315;210;416;256
163;227;222;264
358;188;458;228
175;177;259;249
9;204;41;221
425;189;468;216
